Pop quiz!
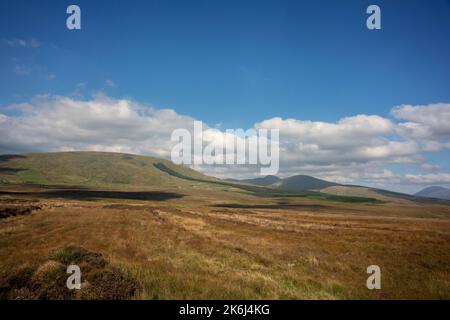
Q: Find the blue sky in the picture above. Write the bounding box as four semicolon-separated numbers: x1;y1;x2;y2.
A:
1;0;450;193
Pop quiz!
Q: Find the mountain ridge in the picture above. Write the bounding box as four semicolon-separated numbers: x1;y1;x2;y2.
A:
1;151;448;205
0;151;217;187
415;186;450;201
229;174;450;204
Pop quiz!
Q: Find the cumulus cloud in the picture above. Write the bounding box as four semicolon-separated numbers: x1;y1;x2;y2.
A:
1;95;449;191
393;103;450;151
255;115;418;167
420;163;442;171
404;173;450;184
0;94;197;158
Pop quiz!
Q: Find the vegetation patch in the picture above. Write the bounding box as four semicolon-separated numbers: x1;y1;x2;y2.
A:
0;204;42;219
0;246;140;300
305;193;382;204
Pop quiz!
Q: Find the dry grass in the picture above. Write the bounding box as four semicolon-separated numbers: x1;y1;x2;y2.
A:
0;246;139;299
0;184;449;299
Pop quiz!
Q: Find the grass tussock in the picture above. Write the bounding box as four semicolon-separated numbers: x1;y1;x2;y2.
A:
0;246;140;300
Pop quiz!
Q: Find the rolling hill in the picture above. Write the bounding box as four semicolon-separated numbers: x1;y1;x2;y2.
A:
0;152;296;196
1;152;446;205
0;152;219;188
230;174;450;204
0;152;384;204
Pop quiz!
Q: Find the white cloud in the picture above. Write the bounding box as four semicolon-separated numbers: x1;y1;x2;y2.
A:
393;103;450;151
1;95;449;192
420;163;442;171
257;115;394;146
0;94;196;159
255;115;417;167
404;173;450;185
4;38;40;48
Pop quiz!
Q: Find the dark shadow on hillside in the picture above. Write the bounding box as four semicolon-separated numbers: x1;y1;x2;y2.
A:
153;162;287;195
0;155;27;175
0;189;184;201
211;203;330;210
0;154;26;162
0;167;23;174
23;184;90;190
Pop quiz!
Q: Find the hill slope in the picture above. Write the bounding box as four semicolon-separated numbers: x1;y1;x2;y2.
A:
230;174;449;204
320;186;413;203
0;152;218;188
226;175;281;186
230;174;338;191
275;175;339;191
415;186;450;200
2;152;443;204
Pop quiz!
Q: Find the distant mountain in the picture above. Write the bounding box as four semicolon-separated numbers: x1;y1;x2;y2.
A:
276;175;339;191
229;174;449;204
415;186;450;201
3;152;448;205
226;175;281;186
229;174;338;192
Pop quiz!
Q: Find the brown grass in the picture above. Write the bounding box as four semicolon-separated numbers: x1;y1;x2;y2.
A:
0;246;139;300
0;184;449;299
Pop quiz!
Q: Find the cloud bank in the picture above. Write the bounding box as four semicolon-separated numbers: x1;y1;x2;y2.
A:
1;95;449;192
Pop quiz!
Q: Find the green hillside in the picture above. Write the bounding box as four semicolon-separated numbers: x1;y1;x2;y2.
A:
226;175;282;186
229;174;450;205
0;152;390;203
0;152;218;187
276;174;339;191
